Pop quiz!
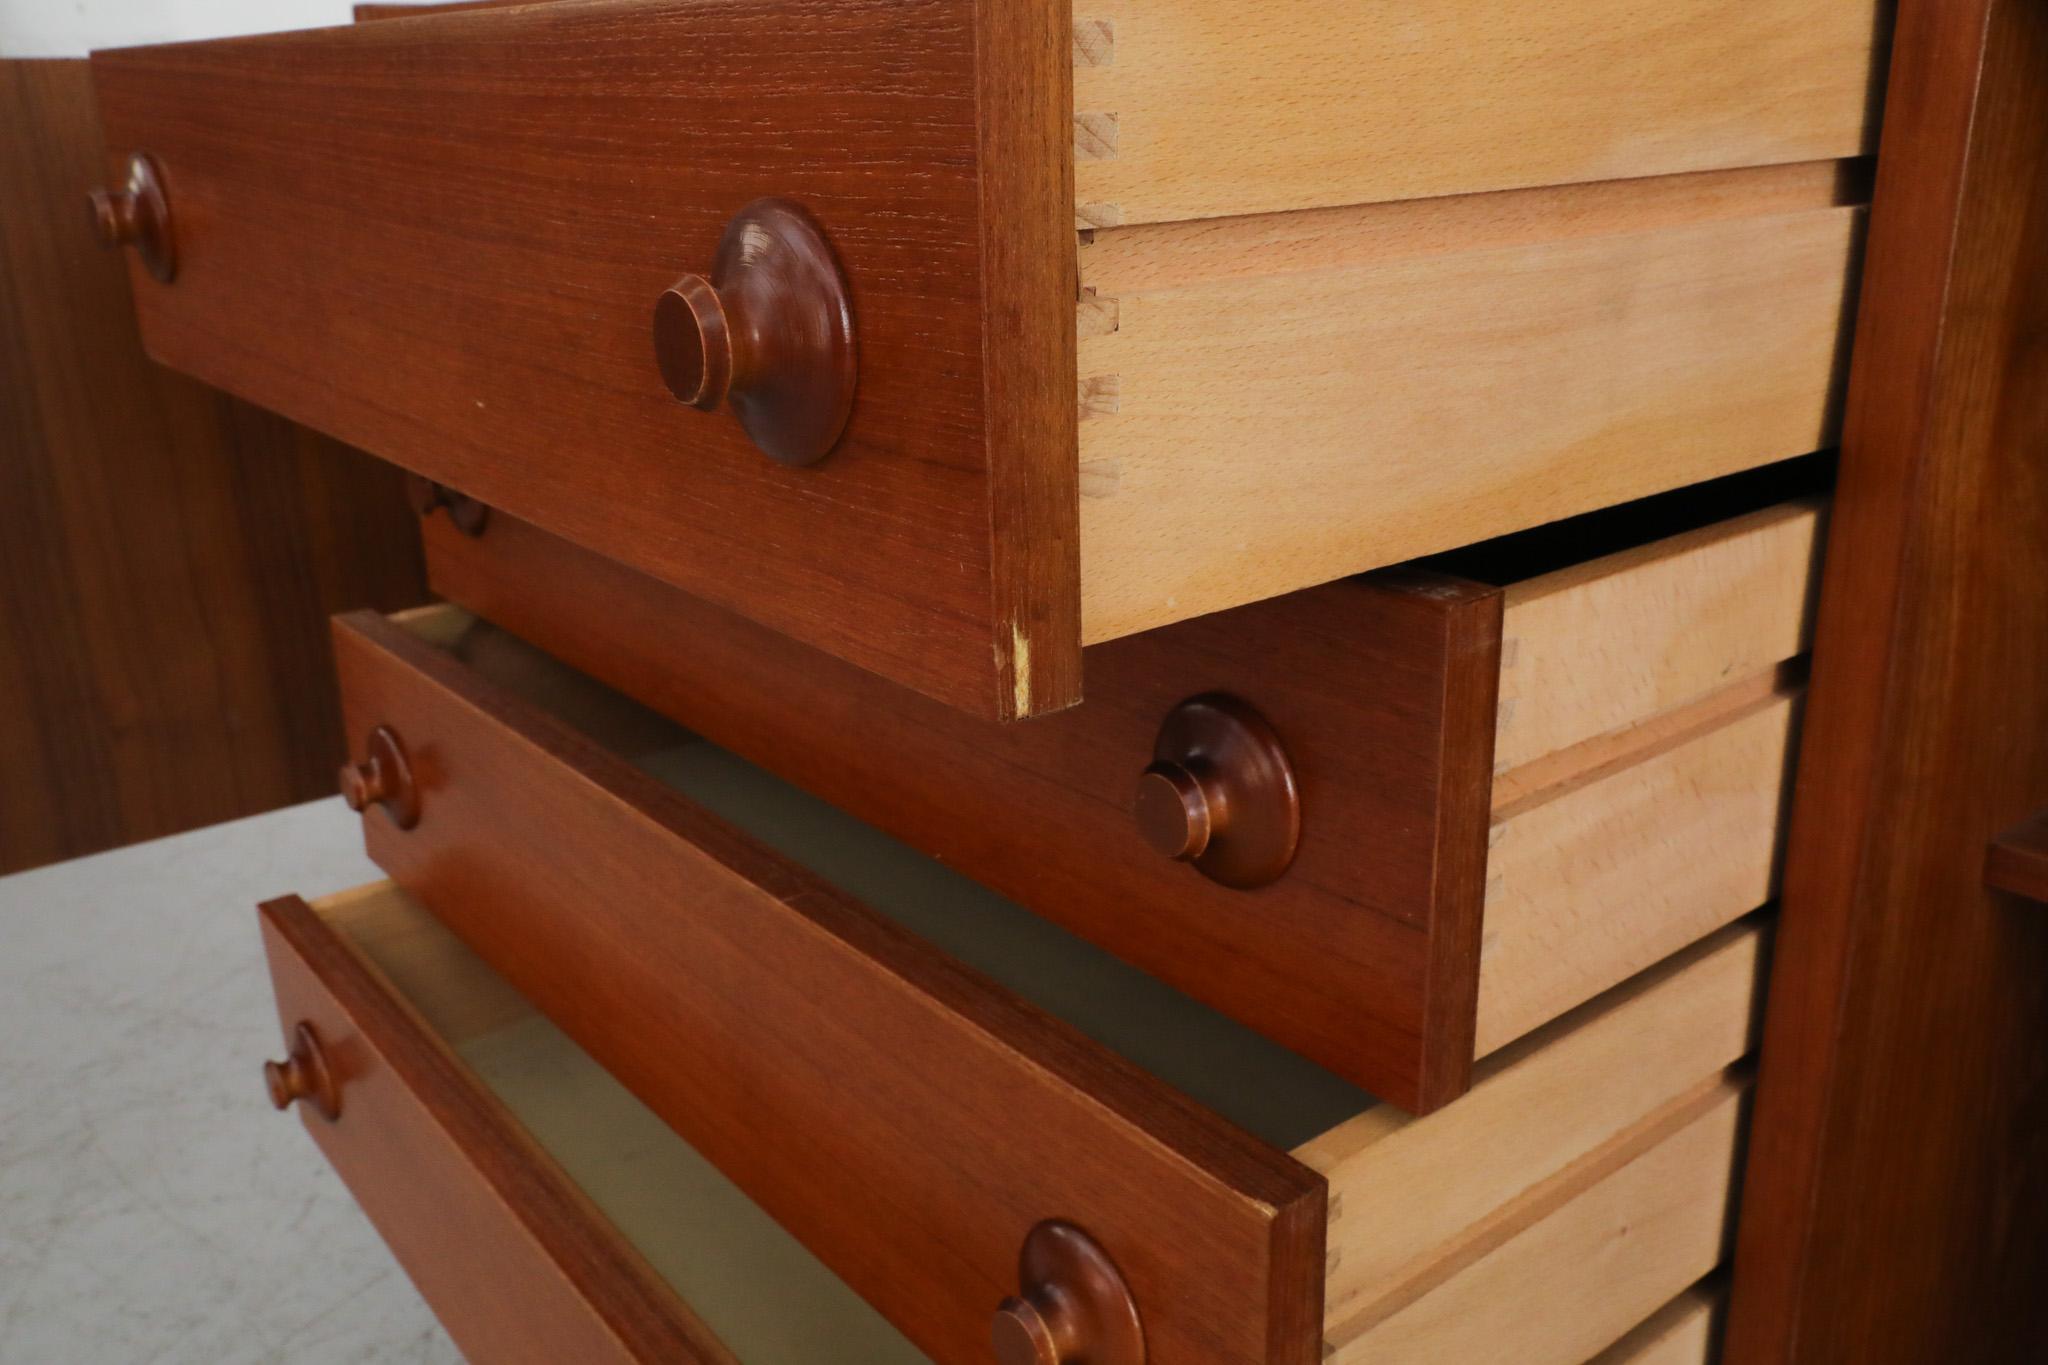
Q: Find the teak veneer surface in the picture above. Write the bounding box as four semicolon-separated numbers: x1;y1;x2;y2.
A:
258;890;730;1364
1727;0;2048;1357
0;59;425;875
327;604;1770;1358
423;488;1815;1103
425;511;1500;1111
90;0;1078;722
331;610;1326;1365
273;876;1762;1362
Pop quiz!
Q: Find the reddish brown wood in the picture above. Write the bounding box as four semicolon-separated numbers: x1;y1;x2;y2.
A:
993;1221;1145;1365
421;509;1500;1112
85;150;172;280
88;0;1078;720
338;724;420;830
263;1020;342;1120
1138;695;1300;889
0;59;427;877
1726;2;2048;1358
653;199;856;466
1986;811;2048;905
258;894;735;1364
332;610;1327;1364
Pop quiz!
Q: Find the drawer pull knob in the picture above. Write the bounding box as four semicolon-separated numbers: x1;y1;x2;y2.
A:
264;1022;341;1121
653;198;856;467
992;1221;1144;1365
87;153;176;283
339;724;420;830
1136;695;1299;888
406;473;489;536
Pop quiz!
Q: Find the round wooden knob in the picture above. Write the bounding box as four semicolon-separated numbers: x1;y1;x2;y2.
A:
653;198;856;466
405;473;489;536
991;1222;1144;1365
339;724;420;830
88;153;175;283
265;1022;341;1121
1137;695;1299;888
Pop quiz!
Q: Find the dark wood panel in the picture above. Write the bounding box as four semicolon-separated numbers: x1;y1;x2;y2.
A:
332;610;1326;1364
421;508;1501;1113
1726;2;2048;1358
1986;810;2048;906
89;0;1078;721
259;893;733;1363
0;59;425;876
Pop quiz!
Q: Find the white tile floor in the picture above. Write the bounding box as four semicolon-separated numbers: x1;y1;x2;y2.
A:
0;798;457;1364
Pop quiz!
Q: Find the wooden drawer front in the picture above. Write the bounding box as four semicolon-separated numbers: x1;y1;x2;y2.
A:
91;6;1869;702
90;0;1076;723
334;602;1768;1361
329;610;1325;1365
421;494;1818;1110
256;888;729;1363
268;880;1758;1365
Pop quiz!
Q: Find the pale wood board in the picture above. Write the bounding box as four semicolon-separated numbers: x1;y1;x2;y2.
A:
1077;207;1860;643
1478;692;1800;1055
1590;1284;1723;1364
1324;1080;1748;1364
1071;0;1885;226
1497;499;1826;772
1300;924;1761;1325
1078;160;1860;294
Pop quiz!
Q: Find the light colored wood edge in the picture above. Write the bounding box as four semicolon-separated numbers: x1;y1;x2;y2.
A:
1300;921;1764;1324
1494;496;1826;773
1323;1076;1749;1363
1502;497;1828;615
1078;159;1867;295
1492;669;1803;821
1476;695;1799;1055
1590;1281;1725;1364
1075;207;1857;644
1071;0;1883;227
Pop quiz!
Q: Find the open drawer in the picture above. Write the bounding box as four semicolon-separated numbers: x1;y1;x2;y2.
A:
419;474;1821;1109
303;605;1765;1361
89;0;1880;719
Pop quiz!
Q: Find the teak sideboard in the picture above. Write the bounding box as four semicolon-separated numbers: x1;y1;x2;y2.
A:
83;0;2048;1360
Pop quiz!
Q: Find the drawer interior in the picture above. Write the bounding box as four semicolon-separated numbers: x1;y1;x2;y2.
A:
322;882;931;1365
393;604;1764;1357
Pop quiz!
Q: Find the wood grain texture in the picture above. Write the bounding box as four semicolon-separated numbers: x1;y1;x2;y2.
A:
1480;690;1799;1055
1590;1284;1723;1365
0;59;425;876
89;0;1078;720
1071;0;1887;225
1298;922;1764;1331
1324;1076;1750;1365
1495;499;1825;774
1725;1;2048;1358
1985;810;2048;905
1077;206;1860;642
258;891;733;1364
421;509;1498;1112
331;610;1326;1365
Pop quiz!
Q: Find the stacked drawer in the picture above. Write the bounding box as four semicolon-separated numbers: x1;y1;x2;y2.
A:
82;0;1876;1359
252;473;1813;1363
89;0;1881;717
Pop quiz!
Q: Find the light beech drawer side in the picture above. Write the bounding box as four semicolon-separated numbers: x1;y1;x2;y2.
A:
1073;0;1887;226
